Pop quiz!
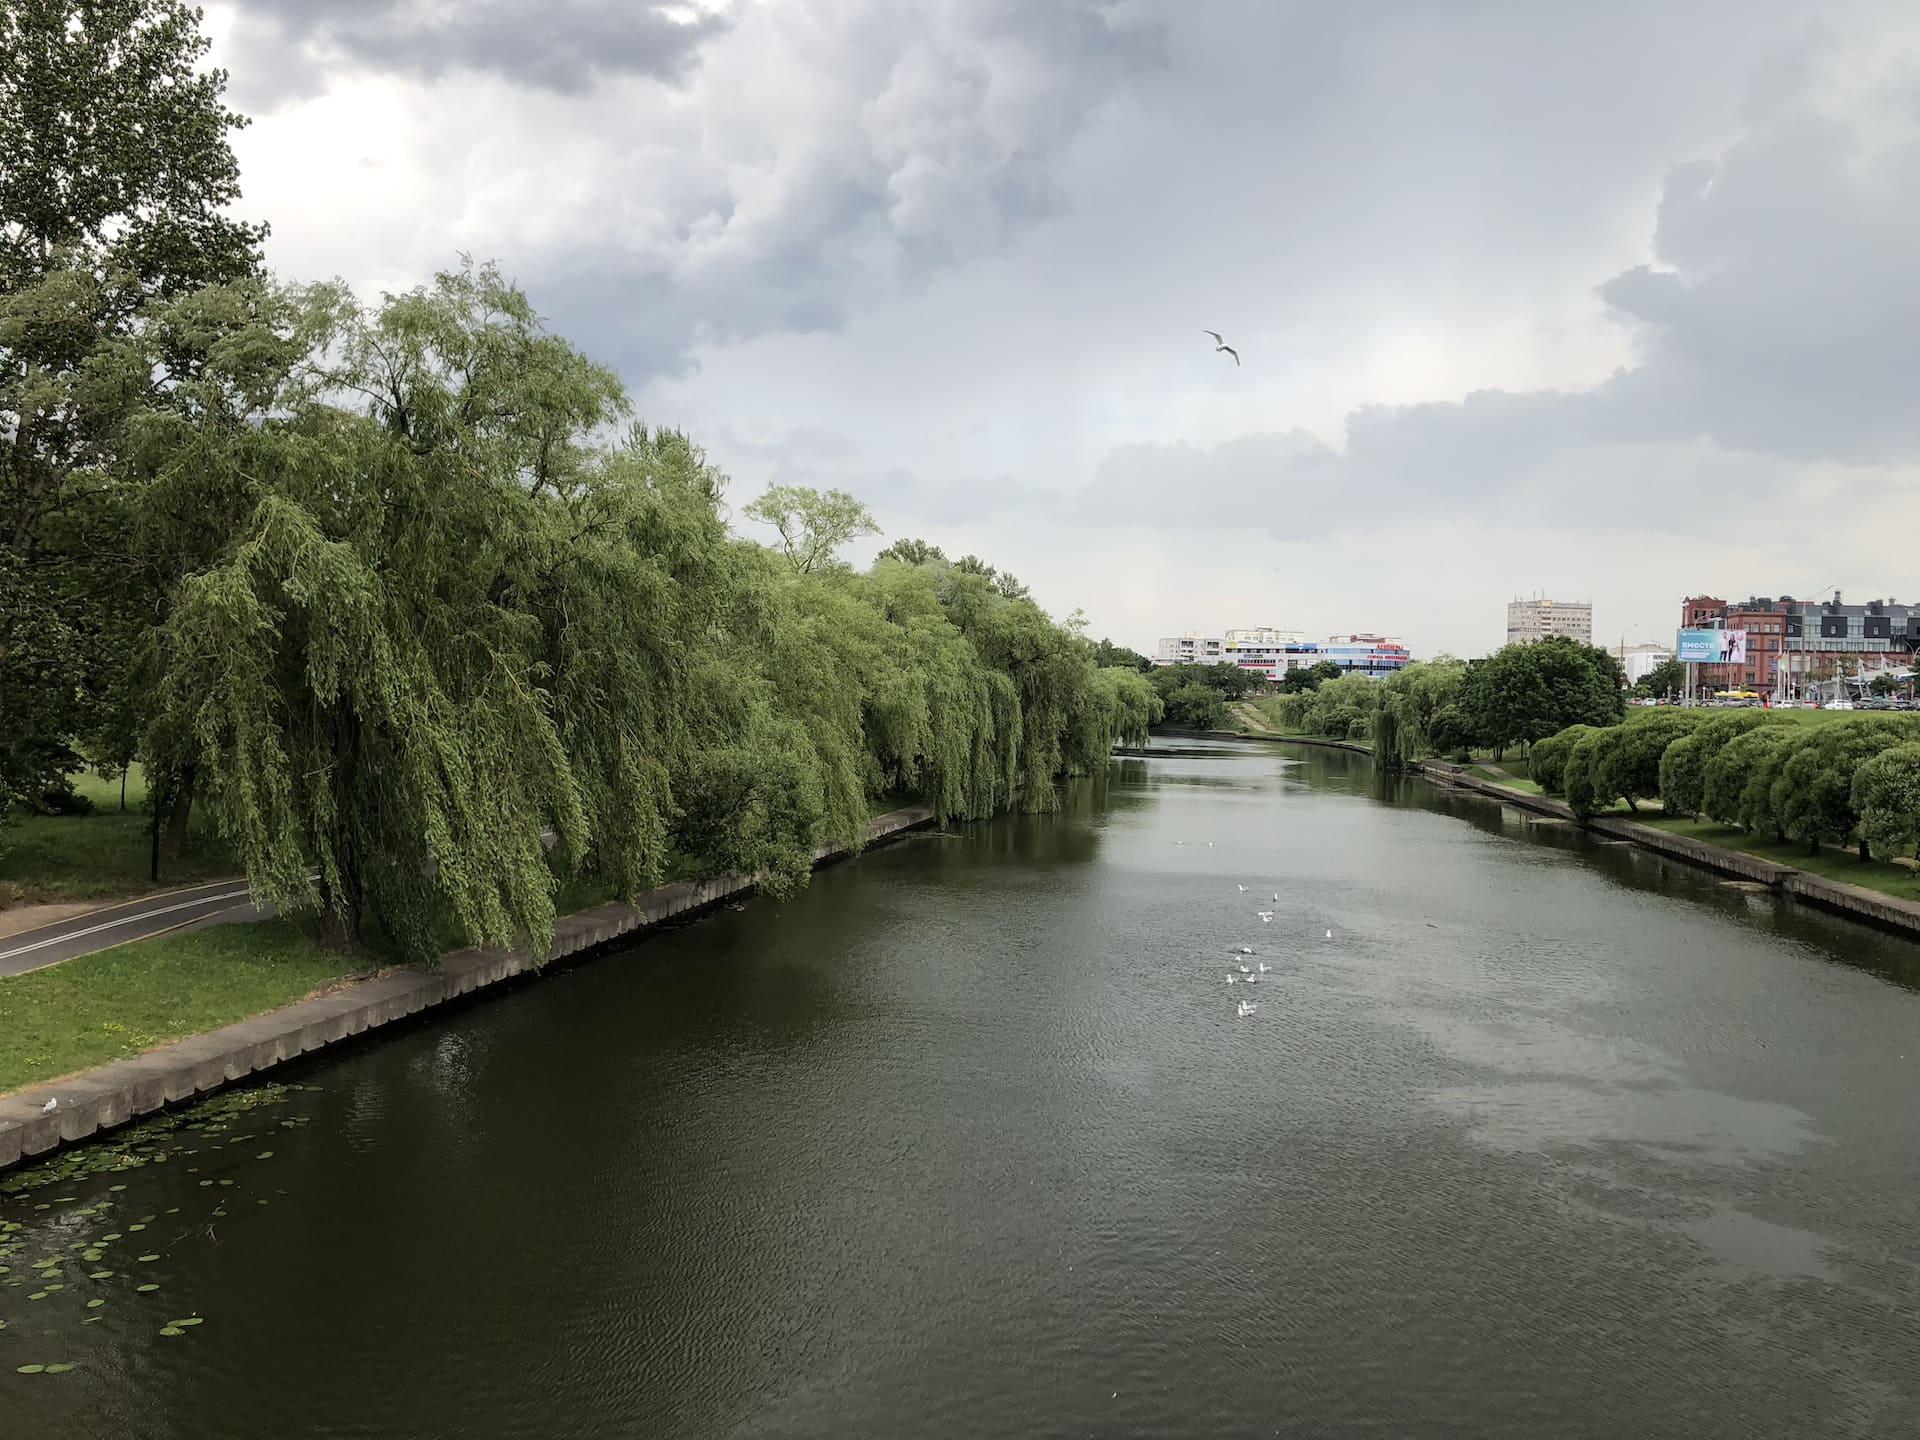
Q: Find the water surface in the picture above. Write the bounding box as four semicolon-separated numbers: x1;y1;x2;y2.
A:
5;740;1919;1437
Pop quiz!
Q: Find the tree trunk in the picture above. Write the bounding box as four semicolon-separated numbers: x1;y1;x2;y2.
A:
318;853;363;952
161;765;196;862
149;784;163;883
119;768;127;812
1859;836;1871;863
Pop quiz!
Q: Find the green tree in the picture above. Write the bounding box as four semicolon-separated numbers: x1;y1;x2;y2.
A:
1460;638;1625;756
1;0;265;830
1579;710;1706;815
1852;743;1920;863
1768;718;1920;857
1702;726;1795;833
875;537;946;567
743;484;879;574
1159;682;1228;730
145;267;722;956
1528;724;1597;794
1281;660;1342;693
1657;711;1782;818
1562;729;1605;816
1373;657;1467;768
1090;637;1152;673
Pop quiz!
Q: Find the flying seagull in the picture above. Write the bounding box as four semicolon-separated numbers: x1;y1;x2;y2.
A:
1203;330;1240;366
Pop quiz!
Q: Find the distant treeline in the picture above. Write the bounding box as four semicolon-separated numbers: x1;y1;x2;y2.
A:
1254;637;1628;763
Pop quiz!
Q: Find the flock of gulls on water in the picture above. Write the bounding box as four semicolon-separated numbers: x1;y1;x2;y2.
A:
1174;840;1332;1019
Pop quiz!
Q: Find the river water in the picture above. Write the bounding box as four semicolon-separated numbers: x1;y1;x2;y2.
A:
5;740;1920;1437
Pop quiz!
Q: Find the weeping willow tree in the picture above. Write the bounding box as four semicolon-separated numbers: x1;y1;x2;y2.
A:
131;266;743;955
117;262;1151;960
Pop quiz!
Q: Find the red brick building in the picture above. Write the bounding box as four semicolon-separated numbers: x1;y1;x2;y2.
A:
1680;593;1916;696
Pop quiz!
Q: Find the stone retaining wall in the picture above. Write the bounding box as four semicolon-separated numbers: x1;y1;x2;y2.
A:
0;806;936;1172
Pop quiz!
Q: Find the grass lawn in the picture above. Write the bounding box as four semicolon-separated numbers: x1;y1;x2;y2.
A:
0;919;367;1095
1;767;238;906
1464;762;1545;795
1640;815;1920;902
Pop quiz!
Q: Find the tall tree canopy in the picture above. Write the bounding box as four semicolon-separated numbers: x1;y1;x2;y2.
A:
1;0;264;820
744;484;879;574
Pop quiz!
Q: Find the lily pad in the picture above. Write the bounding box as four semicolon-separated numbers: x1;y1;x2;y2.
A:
256;1152;274;1160
169;1317;203;1327
90;1270;114;1280
16;1364;45;1374
44;1364;75;1375
28;1291;48;1301
159;1325;183;1337
128;1224;145;1232
136;1283;159;1293
86;1299;105;1309
136;1255;159;1263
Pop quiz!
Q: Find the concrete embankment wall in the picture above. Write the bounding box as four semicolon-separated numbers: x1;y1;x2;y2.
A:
0;806;936;1172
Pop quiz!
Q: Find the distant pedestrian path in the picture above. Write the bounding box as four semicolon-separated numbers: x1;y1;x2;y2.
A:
0;881;264;978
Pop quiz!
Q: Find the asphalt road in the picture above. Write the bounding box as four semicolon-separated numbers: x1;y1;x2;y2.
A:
0;879;266;978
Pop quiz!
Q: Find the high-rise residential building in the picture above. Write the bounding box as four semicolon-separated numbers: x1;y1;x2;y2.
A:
1680;592;1919;694
1506;596;1593;646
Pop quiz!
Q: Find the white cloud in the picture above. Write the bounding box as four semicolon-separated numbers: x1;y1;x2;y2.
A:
206;0;1920;657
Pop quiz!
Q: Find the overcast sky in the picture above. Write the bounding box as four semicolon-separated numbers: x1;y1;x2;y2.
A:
205;0;1920;658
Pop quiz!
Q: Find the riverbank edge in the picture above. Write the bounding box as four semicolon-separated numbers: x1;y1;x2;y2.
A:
1418;761;1920;937
1154;729;1920;936
0;805;936;1172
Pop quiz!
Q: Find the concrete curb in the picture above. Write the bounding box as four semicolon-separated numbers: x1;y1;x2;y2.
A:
0;805;936;1172
1421;762;1920;936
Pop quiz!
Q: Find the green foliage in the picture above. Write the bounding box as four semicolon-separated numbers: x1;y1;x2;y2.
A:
1528;724;1597;794
1159;682;1228;730
743;484;880;574
1578;710;1708;815
1767;717;1920;854
1090;637;1152;673
1657;711;1783;818
1852;743;1920;861
874;537;946;567
1149;661;1266;704
1;0;265;847
1633;658;1686;698
1562;730;1604;816
1280;660;1342;694
1372;658;1467;768
1458;638;1625;754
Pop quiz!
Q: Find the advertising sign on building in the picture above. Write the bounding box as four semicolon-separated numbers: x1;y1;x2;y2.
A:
1676;628;1747;664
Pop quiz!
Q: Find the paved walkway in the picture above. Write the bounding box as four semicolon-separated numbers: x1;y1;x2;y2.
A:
1233;702;1276;733
0;879;265;978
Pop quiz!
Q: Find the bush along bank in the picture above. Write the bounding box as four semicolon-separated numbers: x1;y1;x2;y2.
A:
1528;709;1920;873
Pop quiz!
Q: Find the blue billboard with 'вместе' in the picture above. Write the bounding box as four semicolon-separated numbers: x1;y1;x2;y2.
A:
1676;629;1747;664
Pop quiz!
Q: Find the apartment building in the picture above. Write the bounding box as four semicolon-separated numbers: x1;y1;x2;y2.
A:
1506;596;1593;646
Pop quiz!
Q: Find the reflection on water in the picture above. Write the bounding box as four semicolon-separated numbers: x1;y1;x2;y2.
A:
4;737;1920;1439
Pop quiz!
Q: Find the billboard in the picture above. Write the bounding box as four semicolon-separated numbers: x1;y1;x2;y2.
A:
1677;628;1747;665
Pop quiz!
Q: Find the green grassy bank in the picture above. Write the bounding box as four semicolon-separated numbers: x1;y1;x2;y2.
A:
0;921;364;1095
1;767;237;907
